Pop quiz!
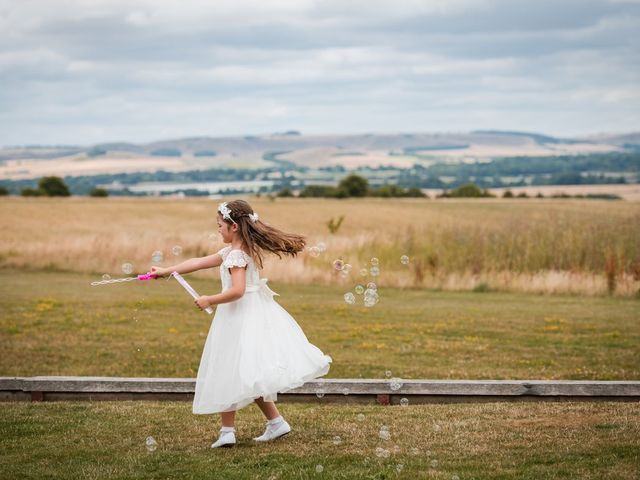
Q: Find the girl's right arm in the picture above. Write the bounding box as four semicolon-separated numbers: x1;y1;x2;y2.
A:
149;253;223;278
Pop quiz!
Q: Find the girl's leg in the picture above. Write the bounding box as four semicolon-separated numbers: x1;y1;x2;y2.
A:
254;396;280;420
220;410;236;427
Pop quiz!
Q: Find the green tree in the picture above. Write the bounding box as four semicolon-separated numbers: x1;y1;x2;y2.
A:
0;186;9;196
276;187;293;197
21;187;44;196
38;176;70;197
299;185;338;197
89;187;109;197
448;183;494;198
337;174;368;197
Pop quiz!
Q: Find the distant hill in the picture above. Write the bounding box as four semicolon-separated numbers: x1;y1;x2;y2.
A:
0;130;635;180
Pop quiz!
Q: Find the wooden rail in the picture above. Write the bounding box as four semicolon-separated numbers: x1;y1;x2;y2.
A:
2;377;639;404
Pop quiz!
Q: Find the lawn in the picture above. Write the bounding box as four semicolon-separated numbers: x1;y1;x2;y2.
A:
1;270;638;380
1;267;639;479
1;400;638;479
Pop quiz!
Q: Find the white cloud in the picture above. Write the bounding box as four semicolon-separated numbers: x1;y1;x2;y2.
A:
0;0;639;145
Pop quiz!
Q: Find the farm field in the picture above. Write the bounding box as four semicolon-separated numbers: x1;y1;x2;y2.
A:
0;197;638;297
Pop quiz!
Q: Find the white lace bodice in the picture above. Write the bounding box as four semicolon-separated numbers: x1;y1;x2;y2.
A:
217;246;261;291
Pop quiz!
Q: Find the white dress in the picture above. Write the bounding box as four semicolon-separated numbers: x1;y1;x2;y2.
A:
193;246;332;414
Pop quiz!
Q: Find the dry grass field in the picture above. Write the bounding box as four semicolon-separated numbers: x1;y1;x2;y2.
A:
0;196;639;297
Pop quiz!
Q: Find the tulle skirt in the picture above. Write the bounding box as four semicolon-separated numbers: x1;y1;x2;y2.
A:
192;286;332;414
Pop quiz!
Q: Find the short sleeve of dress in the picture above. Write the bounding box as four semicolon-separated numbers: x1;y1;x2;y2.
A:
216;246;231;257
223;249;249;269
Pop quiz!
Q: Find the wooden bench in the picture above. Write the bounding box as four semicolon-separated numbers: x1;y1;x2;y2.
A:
2;377;639;404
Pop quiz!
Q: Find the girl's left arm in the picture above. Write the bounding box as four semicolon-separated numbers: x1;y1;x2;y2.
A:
195;266;246;310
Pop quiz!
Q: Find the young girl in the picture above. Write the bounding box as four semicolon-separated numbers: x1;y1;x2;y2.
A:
150;199;332;448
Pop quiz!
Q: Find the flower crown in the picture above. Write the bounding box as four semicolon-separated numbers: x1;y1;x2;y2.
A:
218;202;259;224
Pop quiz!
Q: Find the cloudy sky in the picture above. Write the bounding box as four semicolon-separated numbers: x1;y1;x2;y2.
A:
1;0;639;146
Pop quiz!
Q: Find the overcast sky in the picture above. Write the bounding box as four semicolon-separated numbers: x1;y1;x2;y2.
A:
1;0;639;146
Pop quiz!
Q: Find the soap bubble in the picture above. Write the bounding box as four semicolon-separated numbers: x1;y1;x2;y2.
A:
172;245;182;256
430;459;438;468
400;255;410;265
395;464;404;473
400;397;409;407
366;282;377;291
308;246;320;258
370;257;379;266
344;292;356;304
389;378;403;391
315;464;324;473
380;424;389;431
363;289;379;307
317;242;327;253
356;413;365;422
342;263;352;273
378;429;391;441
355;284;364;295
339;270;349;278
315;389;325;398
151;251;163;263
332;435;342;445
342;387;349;395
208;233;217;242
145;436;158;452
452;475;460;480
122;263;133;275
359;268;368;277
434;424;441;432
102;274;111;281
370;266;380;277
410;447;420;456
375;447;390;458
385;370;392;378
333;259;345;271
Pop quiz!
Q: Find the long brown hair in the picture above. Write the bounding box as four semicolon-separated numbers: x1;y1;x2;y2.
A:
218;199;306;269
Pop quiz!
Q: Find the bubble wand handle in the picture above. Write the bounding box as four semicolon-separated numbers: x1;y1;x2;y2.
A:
171;271;214;315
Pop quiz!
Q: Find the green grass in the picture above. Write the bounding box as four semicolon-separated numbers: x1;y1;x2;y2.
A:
2;269;639;478
1;269;638;380
1;401;638;479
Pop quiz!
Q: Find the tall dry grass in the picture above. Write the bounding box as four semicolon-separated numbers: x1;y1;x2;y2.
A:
1;196;639;296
